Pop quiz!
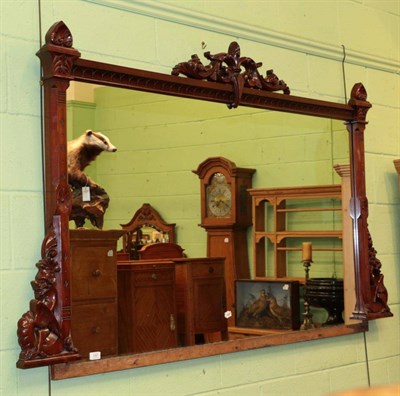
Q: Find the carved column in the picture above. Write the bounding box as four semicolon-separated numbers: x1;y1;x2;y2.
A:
17;21;81;368
346;83;392;320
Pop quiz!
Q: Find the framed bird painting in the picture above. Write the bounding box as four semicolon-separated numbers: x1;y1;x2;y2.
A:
235;280;301;330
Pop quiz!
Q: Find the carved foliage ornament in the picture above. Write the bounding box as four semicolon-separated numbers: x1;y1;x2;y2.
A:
367;228;390;314
172;41;290;108
17;216;77;367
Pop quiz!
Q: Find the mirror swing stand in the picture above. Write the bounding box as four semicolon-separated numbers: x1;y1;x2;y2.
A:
16;21;392;375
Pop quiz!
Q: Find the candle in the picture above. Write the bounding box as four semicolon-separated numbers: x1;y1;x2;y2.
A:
302;242;312;261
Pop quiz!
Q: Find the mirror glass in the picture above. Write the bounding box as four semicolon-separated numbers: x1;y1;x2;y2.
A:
66;81;349;355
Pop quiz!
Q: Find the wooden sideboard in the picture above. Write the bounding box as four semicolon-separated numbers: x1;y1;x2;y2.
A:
70;229;125;358
117;260;178;354
117;256;227;351
173;257;228;346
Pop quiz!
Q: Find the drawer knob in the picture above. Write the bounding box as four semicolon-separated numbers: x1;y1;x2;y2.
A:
151;273;158;280
208;266;214;274
92;326;101;334
92;269;101;277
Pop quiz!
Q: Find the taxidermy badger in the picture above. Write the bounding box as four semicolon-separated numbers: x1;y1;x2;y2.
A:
67;130;117;229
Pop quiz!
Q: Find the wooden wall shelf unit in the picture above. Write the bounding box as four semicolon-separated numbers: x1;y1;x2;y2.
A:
16;21;393;376
248;184;342;279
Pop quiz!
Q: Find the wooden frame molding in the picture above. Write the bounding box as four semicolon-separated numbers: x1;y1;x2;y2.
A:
16;21;392;373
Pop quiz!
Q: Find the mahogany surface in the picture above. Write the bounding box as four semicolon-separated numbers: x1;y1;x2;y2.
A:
51;321;368;380
117;260;178;353
70;229;125;358
173;257;228;346
17;20;392;371
194;157;256;326
120;203;177;259
138;243;184;260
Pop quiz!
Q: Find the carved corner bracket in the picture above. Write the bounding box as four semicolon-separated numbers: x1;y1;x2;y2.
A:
172;41;290;109
16;216;80;368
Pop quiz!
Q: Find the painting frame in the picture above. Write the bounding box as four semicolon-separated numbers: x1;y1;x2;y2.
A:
235;279;301;330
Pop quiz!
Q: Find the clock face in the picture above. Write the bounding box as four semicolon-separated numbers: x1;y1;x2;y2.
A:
206;173;232;218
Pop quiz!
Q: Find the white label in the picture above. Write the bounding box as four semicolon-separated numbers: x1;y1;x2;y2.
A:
224;237;229;243
89;351;101;360
82;186;91;202
224;310;232;319
107;250;114;257
283;284;289;290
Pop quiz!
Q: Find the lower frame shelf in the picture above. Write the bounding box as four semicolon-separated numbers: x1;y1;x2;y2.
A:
51;321;368;380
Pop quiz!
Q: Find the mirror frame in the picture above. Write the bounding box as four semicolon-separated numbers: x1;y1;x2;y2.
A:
16;21;392;377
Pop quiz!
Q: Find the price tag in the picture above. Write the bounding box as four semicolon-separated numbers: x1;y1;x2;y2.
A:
89;351;101;360
82;186;91;202
224;311;232;319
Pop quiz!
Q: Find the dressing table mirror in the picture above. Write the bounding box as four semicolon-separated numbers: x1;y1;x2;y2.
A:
16;21;392;379
119;203;179;260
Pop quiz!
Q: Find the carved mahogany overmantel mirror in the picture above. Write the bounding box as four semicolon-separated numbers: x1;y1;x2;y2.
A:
16;21;392;378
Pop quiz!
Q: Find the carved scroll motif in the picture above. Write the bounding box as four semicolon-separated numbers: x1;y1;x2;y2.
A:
17;216;77;367
172;41;290;108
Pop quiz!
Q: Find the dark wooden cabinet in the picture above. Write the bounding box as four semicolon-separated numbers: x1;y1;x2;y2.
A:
117;260;178;354
70;229;125;358
173;257;228;346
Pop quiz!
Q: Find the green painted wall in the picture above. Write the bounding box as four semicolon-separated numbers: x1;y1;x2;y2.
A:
1;1;399;395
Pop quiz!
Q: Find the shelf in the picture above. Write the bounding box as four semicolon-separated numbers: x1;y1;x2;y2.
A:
255;230;342;244
276;207;341;213
250;184;344;278
276;247;342;252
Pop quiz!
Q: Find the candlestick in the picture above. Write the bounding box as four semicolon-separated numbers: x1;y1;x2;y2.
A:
300;247;315;330
302;242;312;261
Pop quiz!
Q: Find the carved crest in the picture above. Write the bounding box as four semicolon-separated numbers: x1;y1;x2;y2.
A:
45;21;73;48
172;41;290;108
348;83;371;123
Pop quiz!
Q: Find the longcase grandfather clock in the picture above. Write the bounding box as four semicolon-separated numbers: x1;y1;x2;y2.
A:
194;157;255;325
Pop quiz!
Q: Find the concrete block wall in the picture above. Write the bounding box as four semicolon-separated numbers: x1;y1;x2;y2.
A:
1;1;399;395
